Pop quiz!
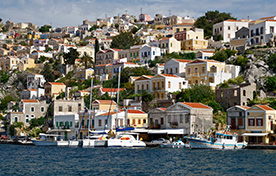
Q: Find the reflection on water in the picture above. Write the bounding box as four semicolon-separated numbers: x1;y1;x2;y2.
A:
0;144;276;176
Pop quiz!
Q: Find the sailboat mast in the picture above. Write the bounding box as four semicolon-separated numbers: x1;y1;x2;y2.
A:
116;66;121;128
88;76;93;137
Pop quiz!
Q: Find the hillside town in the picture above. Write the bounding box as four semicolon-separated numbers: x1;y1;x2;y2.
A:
1;10;276;147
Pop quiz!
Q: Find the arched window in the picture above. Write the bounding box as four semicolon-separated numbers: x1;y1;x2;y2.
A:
14;117;18;122
243;90;246;96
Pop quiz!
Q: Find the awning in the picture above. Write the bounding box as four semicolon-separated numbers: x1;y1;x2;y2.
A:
242;133;268;136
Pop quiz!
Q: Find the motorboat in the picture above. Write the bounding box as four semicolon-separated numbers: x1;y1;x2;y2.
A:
107;133;146;147
31;133;58;146
160;139;188;148
81;135;108;148
185;132;247;149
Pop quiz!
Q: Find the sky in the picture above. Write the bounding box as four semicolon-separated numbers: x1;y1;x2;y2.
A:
0;0;275;28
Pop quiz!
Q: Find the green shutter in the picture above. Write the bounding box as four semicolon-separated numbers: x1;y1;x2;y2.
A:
56;122;58;127
70;121;72;127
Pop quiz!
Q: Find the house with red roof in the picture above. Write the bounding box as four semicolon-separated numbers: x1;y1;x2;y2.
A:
186;59;241;90
227;105;250;141
164;58;191;77
213;19;249;42
246;16;276;46
94;109;148;130
165;102;213;134
243;104;276;144
96;48;122;66
134;73;187;101
148;108;167;129
99;88;126;98
44;82;66;98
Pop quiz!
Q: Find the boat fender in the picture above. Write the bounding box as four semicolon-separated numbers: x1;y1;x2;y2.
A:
222;143;225;149
234;144;237;149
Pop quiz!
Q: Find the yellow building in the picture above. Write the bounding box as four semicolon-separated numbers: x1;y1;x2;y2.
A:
75;68;94;80
18;57;36;71
44;82;66;98
0;56;20;71
186;59;239;90
92;100;117;112
172;23;194;35
244;105;276;144
126;109;148;128
184;39;208;50
159;37;181;53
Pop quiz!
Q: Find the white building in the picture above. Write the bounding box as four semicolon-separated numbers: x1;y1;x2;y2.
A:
159;37;181;54
164;59;191;77
139;45;161;64
27;73;46;89
213;20;249;43
247;16;276;45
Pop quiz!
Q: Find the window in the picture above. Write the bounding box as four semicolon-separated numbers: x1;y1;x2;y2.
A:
236;27;239;30
257;118;263;126
41;107;44;112
31;115;34;118
99;119;102;127
26;119;29;123
59;106;63;112
221;91;224;97
187;68;191;75
179;82;181;89
78;103;81;111
243;90;246;96
137;85;140;90
168;81;171;88
132;119;135;125
171;43;172;47
185;114;189;123
228;26;230;30
14;117;18;122
60;121;64;127
195;67;198;73
162;81;164;88
228;34;230;38
166;43;168;47
56;122;58;127
153;51;155;55
168;115;171;123
138;119;141;124
180;114;183;123
234;90;237;96
105;119;107;125
270;26;274;33
31;107;35;112
202;66;205;73
68;106;72;112
161;118;164;125
175;68;178;73
260;27;263;34
248;118;255;126
170;68;173;74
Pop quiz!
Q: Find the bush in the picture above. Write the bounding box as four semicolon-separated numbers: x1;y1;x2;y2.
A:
208;101;224;113
265;76;276;91
235;56;248;69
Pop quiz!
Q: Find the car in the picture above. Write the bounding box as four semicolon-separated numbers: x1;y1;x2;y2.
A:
150;138;169;144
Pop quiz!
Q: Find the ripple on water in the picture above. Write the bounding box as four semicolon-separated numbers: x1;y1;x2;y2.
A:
1;145;276;176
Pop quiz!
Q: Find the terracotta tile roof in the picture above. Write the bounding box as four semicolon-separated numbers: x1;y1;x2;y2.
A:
200;51;215;53
110;48;122;51
239;106;250;110
96;64;111;67
257;105;274;111
259;16;276;20
22;99;39;103
181;102;212;109
158;108;166;111
10;112;23;114
174;59;192;63
127;109;146;114
225;19;242;22
93;100;117;105
48;82;65;86
98;109;123;116
160;37;171;41
29;89;37;91
100;88;125;93
161;74;179;77
265;19;276;22
79;90;89;93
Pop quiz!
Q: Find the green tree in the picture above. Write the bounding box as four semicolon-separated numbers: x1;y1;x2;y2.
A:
110;31;140;49
94;38;99;60
0;71;10;84
63;48;80;65
194;10;236;38
39;25;52;33
208;101;224;113
141;91;153;113
45;47;53;52
89;25;98;31
0;95;16;113
265;76;276;91
41;62;55;82
176;85;215;104
29;117;46;129
215;34;223;41
267;53;276;72
210;49;237;62
120;67;151;85
80;52;93;69
9;122;24;137
234;55;248;70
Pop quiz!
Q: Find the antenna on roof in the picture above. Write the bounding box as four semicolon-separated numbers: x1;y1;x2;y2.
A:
125;10;128;15
140;8;143;14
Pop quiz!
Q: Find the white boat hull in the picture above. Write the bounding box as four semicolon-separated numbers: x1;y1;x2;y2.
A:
107;139;146;147
31;140;57;146
68;140;79;147
57;141;69;146
187;138;246;149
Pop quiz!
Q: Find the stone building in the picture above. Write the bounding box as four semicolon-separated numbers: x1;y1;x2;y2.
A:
215;83;256;109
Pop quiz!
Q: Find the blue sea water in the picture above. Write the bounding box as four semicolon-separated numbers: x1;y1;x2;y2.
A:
0;144;275;176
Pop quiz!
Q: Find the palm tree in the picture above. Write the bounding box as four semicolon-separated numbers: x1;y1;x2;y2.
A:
80;52;93;69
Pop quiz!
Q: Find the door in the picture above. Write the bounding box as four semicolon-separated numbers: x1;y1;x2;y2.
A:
65;132;68;141
231;118;236;129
